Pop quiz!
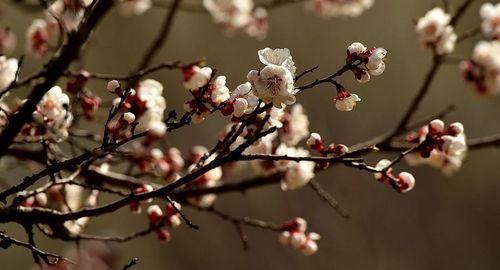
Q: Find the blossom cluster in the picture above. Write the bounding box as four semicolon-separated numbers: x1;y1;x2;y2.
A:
330;42;388;111
480;3;500;40
132;146;184;182
415;7;457;55
346;42;387;83
405;119;467;175
107;79;167;139
460;40;500;95
146;202;183;243
279;217;320;256
21;86;74;142
204;0;268;39
66;71;102;120
182;66;232;123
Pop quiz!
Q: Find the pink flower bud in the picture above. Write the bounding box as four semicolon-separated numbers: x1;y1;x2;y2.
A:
301;239;318;256
397;172;416;193
334;144;349;156
107;80;121;94
448;122;464;136
122;112;135;124
290;232;307;249
147;205;163;224
156;228;171;243
429;119;445;133
278;231;291;245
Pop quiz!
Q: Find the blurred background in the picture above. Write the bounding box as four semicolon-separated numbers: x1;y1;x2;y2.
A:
1;0;500;269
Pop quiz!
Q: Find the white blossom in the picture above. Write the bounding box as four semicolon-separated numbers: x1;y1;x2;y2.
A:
280;104;310;146
204;0;268;39
346;42;388;83
480;3;500;40
279;220;320;256
123;112;136;124
210;76;230;105
134;79;167;136
461;40;500;95
47;0;93;32
416;7;457;55
25;19;49;57
231;82;259;117
31;86;73;141
0;27;16;55
397;172;415;193
204;0;253;28
335;92;361;111
183;66;212;91
405;121;467;175
275;143;316;190
248;48;297;108
0;56;18;91
116;0;152;16
306;0;374;18
366;48;387;76
107;80;121;93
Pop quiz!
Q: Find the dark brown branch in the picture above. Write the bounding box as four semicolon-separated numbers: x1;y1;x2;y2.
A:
296;62;357;92
64;60;200;82
457;27;481;43
0;0;114;158
449;0;476;27
122;258;139;270
0;132;147;203
394;55;443;134
467;134;500;149
134;0;182;75
202;207;283;232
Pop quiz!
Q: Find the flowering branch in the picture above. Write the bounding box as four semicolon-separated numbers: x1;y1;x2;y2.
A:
0;0;114;157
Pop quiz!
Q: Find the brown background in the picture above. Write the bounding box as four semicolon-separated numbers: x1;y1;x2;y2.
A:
1;0;499;269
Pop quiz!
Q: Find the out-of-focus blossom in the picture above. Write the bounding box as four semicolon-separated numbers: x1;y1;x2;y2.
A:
480;3;500;40
460;40;500;95
47;0;93;32
0;56;18;91
416;7;457;55
116;0;152;16
305;0;374;18
25;19;50;57
185;146;223;208
204;0;269;39
279;217;320;256
0;27;16;55
280;104;310;146
275;143;316;190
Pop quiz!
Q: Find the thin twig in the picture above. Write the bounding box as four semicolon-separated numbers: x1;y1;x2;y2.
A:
308;179;350;219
